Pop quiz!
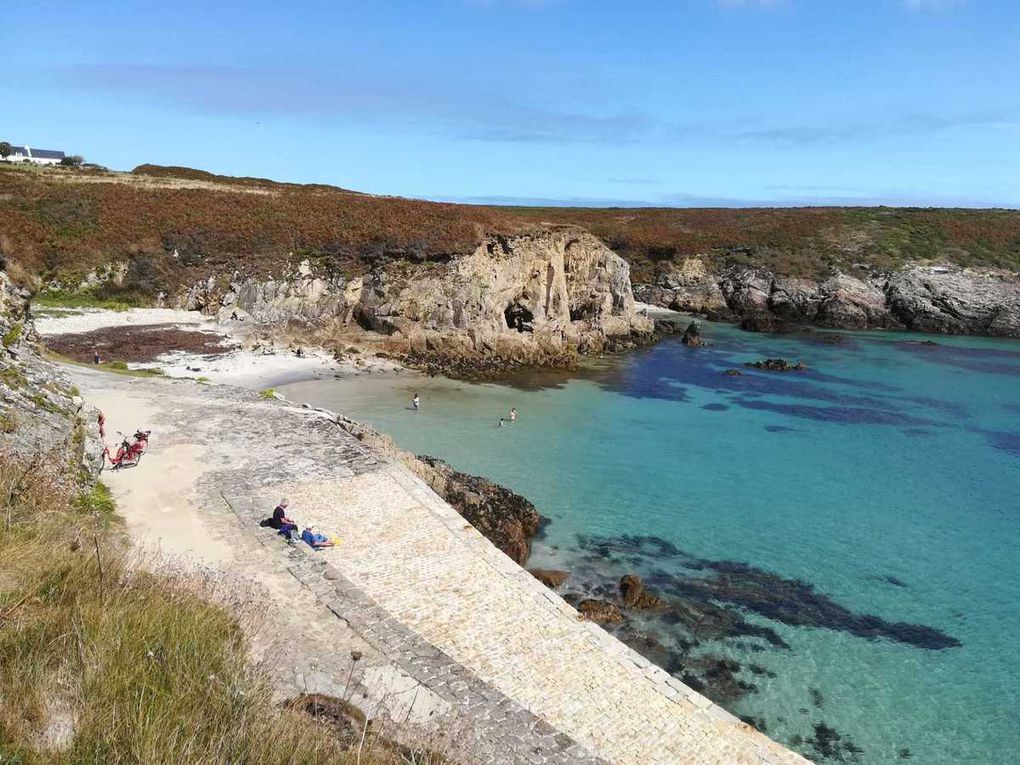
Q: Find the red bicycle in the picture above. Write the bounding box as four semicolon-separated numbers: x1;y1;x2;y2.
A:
100;429;151;471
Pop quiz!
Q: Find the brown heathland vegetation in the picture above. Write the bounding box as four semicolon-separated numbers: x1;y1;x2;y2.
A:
1;163;1018;296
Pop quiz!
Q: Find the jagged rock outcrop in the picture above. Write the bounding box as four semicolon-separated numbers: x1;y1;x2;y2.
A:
576;599;625;624
1;270;101;470
416;455;542;566
619;574;666;610
178;228;653;368
636;259;1020;337
634;257;727;315
680;322;703;347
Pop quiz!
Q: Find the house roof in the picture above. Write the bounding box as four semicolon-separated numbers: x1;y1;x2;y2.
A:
28;148;66;159
3;145;66;159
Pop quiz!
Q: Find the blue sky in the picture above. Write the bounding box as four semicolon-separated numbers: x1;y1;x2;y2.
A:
3;0;1019;207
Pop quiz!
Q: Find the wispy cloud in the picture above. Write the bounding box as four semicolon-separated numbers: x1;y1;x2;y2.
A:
56;63;1015;148
715;0;785;8
903;0;965;9
60;63;645;144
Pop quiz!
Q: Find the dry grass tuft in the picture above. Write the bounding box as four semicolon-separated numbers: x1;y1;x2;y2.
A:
0;453;433;764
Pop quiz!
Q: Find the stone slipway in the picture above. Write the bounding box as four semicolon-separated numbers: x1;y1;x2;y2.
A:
68;366;810;765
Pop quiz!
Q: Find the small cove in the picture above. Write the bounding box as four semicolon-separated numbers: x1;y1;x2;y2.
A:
281;320;1020;765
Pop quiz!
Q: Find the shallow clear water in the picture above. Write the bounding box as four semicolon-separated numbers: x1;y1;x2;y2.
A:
281;322;1020;764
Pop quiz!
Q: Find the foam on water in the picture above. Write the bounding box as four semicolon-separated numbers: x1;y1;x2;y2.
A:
281;321;1020;764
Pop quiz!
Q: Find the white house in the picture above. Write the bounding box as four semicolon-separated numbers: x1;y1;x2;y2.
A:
2;145;66;165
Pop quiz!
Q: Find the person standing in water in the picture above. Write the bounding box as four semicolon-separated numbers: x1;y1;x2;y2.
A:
509;407;517;422
412;393;420;411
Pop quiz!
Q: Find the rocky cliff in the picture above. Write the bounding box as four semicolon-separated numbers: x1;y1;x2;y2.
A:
177;228;654;369
635;258;1020;336
1;269;101;468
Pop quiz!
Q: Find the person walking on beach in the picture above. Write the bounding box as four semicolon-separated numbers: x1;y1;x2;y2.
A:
412;393;420;411
93;347;100;365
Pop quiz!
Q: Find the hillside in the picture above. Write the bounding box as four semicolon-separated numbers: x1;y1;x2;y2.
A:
0;163;519;293
1;163;1018;340
2;163;1018;288
505;205;1020;282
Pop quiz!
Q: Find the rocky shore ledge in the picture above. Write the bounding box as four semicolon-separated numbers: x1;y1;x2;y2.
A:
635;258;1020;336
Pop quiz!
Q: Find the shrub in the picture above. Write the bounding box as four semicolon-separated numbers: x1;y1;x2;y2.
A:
2;321;22;349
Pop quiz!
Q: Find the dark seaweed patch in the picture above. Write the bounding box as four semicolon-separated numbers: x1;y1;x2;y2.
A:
733;397;937;427
765;425;796;433
575;534;960;651
895;341;1020;376
969;427;1020;458
702;403;729;411
672;559;960;650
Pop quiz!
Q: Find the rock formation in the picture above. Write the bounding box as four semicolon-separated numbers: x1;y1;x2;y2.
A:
619;574;667;609
177;228;654;370
635;259;1020;337
576;599;625;624
0;270;101;470
416;455;542;566
529;569;570;589
680;322;703;347
745;359;808;372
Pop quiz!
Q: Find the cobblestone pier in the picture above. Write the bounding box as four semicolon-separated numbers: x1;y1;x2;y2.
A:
70;368;810;765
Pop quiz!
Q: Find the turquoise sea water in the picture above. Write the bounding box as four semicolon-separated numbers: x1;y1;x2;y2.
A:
281;321;1020;764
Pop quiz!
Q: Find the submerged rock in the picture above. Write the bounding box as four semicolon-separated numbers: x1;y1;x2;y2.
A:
745;358;808;372
619;574;667;609
740;312;791;334
529;569;570;589
680;321;703;347
576;599;625;623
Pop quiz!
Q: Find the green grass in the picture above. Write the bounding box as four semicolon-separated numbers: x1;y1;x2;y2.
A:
76;481;116;520
0;453;425;765
2;322;23;349
45;351;167;379
259;388;277;399
101;360;164;377
33;290;144;312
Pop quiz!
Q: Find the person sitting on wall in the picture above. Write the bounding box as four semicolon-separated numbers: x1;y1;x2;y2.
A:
260;499;299;541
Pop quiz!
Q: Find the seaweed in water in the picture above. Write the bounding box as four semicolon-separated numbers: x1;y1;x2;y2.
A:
668;560;961;650
805;722;865;763
576;534;961;650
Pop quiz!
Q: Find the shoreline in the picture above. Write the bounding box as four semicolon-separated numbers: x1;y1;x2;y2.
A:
57;352;809;765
